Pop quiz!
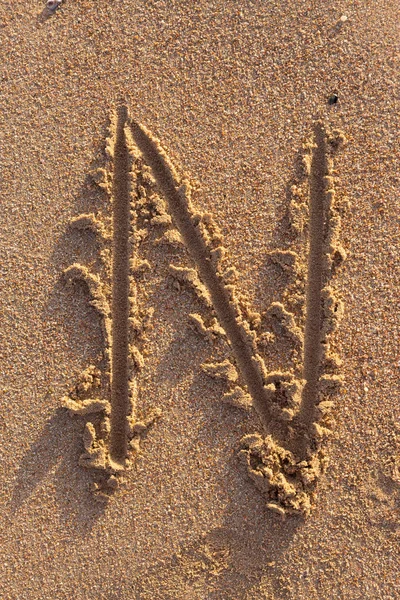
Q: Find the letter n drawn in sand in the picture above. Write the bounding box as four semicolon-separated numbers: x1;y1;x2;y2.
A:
61;108;347;513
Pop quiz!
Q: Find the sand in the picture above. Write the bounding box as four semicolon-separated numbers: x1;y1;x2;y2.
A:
1;1;399;598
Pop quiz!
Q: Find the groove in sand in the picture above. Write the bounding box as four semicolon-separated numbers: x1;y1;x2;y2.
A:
296;124;329;454
109;105;131;469
129;120;273;431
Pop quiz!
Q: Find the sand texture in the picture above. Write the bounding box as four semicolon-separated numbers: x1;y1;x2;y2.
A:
1;1;399;598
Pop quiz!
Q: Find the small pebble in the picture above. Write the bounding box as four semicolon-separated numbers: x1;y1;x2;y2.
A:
46;0;62;11
328;93;339;105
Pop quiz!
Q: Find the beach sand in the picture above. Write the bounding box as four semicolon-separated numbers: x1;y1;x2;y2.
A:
0;1;399;598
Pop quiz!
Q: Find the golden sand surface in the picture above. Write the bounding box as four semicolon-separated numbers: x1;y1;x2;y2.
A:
0;1;399;598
